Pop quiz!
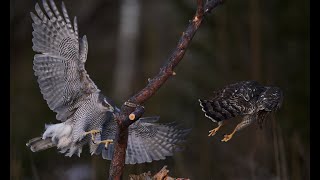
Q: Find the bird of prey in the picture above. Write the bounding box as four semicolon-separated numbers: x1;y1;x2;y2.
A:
26;0;190;164
198;80;283;142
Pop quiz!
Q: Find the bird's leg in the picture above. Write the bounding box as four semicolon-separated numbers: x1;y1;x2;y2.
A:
221;115;253;142
84;130;101;141
208;121;224;136
95;139;114;149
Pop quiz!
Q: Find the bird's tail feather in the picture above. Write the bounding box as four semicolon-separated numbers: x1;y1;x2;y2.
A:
26;137;55;152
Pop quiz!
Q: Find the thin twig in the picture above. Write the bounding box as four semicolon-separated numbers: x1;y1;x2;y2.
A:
108;0;225;179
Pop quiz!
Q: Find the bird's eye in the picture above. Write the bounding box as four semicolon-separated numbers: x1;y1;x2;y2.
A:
102;98;110;108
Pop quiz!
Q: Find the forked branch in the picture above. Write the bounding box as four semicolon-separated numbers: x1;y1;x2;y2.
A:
108;0;225;179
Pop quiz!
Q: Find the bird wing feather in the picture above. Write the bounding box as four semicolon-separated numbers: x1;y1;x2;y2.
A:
94;116;191;164
199;81;265;122
31;0;99;121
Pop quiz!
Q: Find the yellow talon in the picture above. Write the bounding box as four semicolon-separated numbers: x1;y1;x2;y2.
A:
221;119;247;142
221;134;233;142
84;130;101;141
208;128;219;136
98;139;114;149
208;122;223;137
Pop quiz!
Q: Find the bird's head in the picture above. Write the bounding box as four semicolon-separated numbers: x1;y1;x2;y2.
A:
99;95;115;112
257;86;284;111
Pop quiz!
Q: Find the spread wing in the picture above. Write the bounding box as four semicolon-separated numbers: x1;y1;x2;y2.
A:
199;81;265;122
94;117;191;164
31;0;99;121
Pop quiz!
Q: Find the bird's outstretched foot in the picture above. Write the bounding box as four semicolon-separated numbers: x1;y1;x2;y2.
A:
208;127;219;136
208;123;223;137
98;139;114;149
221;134;233;142
84;130;101;141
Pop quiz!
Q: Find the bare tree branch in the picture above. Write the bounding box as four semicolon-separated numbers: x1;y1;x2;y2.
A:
129;165;190;180
108;0;225;179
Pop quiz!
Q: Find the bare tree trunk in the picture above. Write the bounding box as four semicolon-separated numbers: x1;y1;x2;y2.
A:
250;0;261;81
271;116;289;180
277;122;289;180
113;0;141;102
272;117;281;180
291;133;302;180
249;0;261;179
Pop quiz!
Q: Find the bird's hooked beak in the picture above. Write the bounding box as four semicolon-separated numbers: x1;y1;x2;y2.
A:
109;106;114;112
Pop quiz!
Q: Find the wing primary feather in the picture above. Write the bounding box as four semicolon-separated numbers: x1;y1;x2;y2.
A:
49;0;61;18
61;1;74;34
138;116;160;123
79;35;88;64
49;0;69;38
74;16;78;37
35;3;47;22
42;0;56;21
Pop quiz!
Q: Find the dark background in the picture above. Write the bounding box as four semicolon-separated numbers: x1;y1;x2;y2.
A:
10;0;309;179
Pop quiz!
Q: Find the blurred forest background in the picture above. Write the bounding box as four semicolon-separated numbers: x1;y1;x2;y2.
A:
10;0;309;179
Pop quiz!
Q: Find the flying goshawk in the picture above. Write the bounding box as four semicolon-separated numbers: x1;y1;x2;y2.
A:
26;0;190;164
199;80;283;142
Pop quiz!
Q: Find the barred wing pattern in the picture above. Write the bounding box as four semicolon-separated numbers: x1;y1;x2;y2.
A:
199;81;265;122
29;0;192;163
198;80;283;140
94;117;191;164
31;0;99;121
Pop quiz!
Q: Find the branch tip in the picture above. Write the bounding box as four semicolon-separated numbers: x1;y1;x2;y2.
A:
129;114;135;120
204;0;225;15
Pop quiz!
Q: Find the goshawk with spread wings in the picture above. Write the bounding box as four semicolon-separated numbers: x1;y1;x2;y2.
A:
26;0;190;164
